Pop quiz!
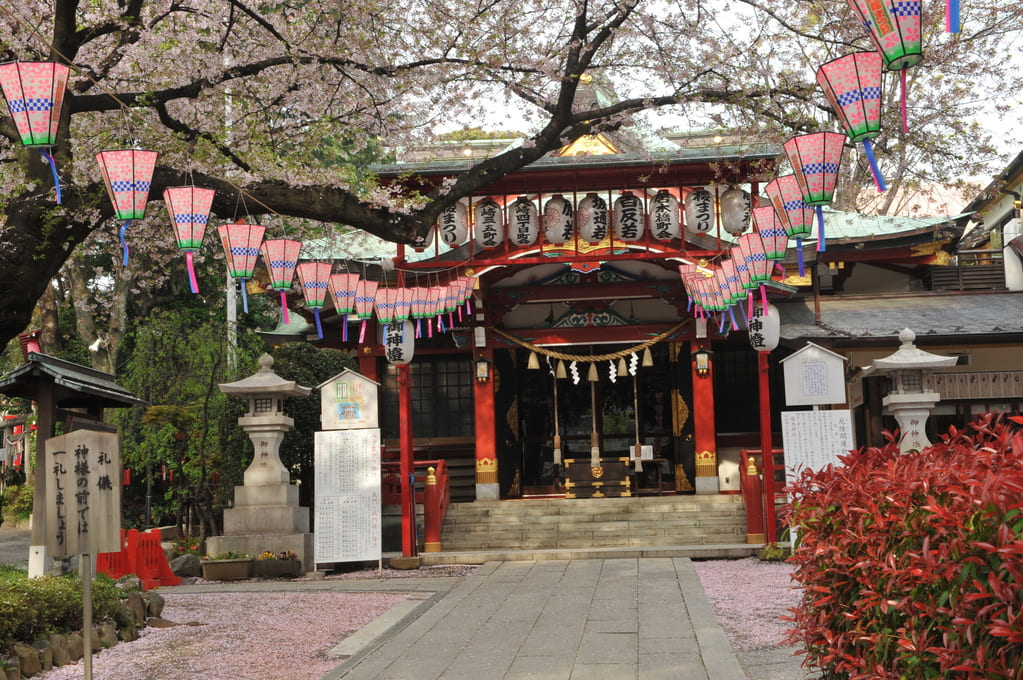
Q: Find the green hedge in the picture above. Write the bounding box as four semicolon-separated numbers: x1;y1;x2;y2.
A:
786;414;1023;679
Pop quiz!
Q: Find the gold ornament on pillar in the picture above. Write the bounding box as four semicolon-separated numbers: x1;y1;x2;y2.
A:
696;449;717;478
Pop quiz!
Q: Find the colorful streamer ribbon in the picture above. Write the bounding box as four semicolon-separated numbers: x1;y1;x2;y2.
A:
120;220;132;265
341;314;349;342
946;0;960;33
279;290;290;325
796;238;805;278
40;149;61;204
816;206;827;253
862;140;887;193
185;251;200;294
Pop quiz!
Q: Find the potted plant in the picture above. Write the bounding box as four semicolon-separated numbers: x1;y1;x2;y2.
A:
200;552;252;580
253;550;302;578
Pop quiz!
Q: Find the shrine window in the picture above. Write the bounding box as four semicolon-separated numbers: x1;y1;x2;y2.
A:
381;357;474;439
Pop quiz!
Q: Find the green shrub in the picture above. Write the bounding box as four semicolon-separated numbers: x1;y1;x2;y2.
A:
785;414;1023;679
1;484;33;523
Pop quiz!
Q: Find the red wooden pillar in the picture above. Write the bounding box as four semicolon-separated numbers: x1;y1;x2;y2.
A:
692;340;718;493
473;342;498;500
397;364;416;556
758;351;778;543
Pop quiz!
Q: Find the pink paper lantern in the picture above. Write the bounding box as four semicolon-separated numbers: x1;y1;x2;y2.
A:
96;149;158;265
327;273;360;342
752;206;788;261
0;61;69;203
783;131;845;253
164;186;215;294
764;175;815;276
737;233;772;319
374;287;399;325
217;222;265;313
296;262;332;338
354;279;379;343
260;238;302;325
816;52;886;192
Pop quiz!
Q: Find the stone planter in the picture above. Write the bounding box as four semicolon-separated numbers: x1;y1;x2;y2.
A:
200;558;252;581
253;559;302;578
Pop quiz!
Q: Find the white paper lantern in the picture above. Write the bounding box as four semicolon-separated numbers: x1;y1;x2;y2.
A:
649;190;681;241
577;193;609;244
684;188;714;236
613;191;644;242
473;198;505;249
721;187;752;236
380;319;415;365
437;202;468;247
509;197;539;247
543;194;574;245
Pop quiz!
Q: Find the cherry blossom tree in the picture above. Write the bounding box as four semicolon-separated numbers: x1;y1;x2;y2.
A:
1;0;1020;351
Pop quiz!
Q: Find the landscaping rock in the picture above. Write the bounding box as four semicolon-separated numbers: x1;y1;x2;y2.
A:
10;644;38;678
48;634;70;668
143;590;165;618
115;575;144;593
118;622;140;642
98;621;119;649
66;632;83;662
124;591;147;626
170;553;202;578
2;655;21;680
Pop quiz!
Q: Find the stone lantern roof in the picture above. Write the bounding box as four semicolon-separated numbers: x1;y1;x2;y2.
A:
870;329;958;372
218;354;311;399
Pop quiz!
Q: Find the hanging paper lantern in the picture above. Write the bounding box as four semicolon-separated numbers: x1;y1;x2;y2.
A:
380;319;415;365
543;194;574;245
410;286;430;337
737;233;771;318
354;279;379;343
163;186;215;294
783;131;845;253
576;193;608;244
649;190;681;241
752;205;789;261
613;191;644;242
684;188;714;236
473;198;505;249
328;273;360;342
427;285;445;336
764;175;815;276
296;262;332;339
0;61;70;203
437;202;468;247
816;52;886;192
260;238;302;326
218;222;265;313
846;0;922;132
509;197;539;247
374;287;398;325
394;287;414;323
720;187;751;236
96;149;158;266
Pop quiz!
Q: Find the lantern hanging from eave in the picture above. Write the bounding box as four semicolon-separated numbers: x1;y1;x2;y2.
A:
260;238;302;326
444;281;462;328
577;193;609;244
437;202;468;248
380;319;414;366
816;51;886;192
410;286;430;337
96;149;158;266
456;275;475;320
327;273;360;342
737;233;771;318
783;131;845;253
684;188;714;237
218;222;265;313
678;264;702;315
543;194;574;245
394;287;413;323
509;197;539;247
163;186;215;294
374;287;398;327
752;205;789;263
846;0;922;132
296;262;332;339
613;191;645;242
353;279;379;343
720;187;751;236
764;175;815;277
720;259;743;330
650;190;681;241
427;285;445;336
0;61;70;203
473;198;505;249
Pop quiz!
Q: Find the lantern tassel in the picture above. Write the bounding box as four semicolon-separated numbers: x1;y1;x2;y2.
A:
185;251;200;294
747;290;754;320
457;306;463;322
279;290;290;325
465;299;472;315
728;306;739;331
862;140;887;193
718;312;727;334
120;220;132;266
342;313;349;342
760;285;769;315
816;206;826;252
438;315;445;333
240;278;250;313
900;70;909;134
313;308;323;339
796;238;805;277
39;149;62;204
947;0;960;33
448;311;454;328
428;318;434;338
359;319;367;344
416;318;422;338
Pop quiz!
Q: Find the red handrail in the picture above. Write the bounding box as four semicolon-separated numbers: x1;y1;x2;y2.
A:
382;459;450;551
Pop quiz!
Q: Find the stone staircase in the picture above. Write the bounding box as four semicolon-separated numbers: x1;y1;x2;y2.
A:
420;495;758;565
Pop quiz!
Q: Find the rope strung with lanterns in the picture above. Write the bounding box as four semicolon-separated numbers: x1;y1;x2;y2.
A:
488;320;690;363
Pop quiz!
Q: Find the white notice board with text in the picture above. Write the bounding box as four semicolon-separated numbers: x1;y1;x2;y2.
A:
314;429;381;564
780;410;855;485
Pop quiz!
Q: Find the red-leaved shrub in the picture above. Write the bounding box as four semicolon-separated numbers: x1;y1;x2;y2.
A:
785;414;1023;679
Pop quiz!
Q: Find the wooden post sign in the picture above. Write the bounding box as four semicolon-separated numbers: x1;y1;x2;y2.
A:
45;430;122;557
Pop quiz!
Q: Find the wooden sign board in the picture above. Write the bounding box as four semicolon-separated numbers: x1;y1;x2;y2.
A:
44;430;122;557
318;369;380;431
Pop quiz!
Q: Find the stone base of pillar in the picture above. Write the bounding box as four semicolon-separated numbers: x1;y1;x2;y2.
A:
475;482;500;501
694;476;719;494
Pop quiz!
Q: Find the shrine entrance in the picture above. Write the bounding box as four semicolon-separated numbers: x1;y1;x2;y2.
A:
501;343;695;498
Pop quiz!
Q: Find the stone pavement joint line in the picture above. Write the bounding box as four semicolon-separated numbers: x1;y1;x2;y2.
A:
329;558;748;680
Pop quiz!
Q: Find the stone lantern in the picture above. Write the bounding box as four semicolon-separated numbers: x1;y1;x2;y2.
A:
206;354;313;567
868;329;957;453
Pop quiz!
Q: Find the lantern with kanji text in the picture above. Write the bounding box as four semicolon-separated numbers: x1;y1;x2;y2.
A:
543;195;574;245
650;190;681;241
474;198;504;248
684;188;714;236
613;191;644;242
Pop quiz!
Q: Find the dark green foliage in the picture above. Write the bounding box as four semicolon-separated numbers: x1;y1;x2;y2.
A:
1;484;33;524
786;414;1023;679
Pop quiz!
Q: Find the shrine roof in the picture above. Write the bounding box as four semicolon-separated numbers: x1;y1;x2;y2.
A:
0;353;146;409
